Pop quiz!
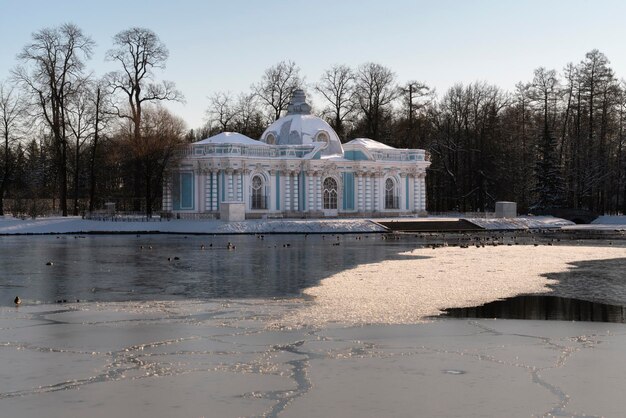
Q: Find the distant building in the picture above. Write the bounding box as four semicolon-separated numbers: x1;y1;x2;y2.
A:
164;90;430;218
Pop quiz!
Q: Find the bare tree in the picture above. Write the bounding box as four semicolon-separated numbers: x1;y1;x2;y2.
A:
132;105;186;213
88;81;111;213
13;23;94;216
531;67;559;129
530;67;564;208
253;61;302;121
233;93;264;138
206;91;237;132
315;64;355;140
0;81;26;215
105;27;183;216
66;80;97;215
577;50;615;211
353;62;398;140
398;80;433;147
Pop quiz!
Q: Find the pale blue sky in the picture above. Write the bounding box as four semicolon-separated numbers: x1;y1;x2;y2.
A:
1;0;625;129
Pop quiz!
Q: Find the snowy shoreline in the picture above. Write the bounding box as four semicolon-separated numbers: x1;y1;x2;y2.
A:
0;214;624;235
0;216;387;235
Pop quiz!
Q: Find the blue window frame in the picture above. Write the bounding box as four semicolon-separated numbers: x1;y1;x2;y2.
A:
173;172;194;210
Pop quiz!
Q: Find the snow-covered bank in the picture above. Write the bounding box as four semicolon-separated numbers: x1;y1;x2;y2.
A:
592;215;626;224
0;216;386;235
562;215;626;231
0;214;623;235
468;215;574;230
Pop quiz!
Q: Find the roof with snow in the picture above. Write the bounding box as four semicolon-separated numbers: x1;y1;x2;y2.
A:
194;132;267;146
344;138;396;150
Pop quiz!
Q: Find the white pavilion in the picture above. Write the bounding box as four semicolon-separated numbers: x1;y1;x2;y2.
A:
163;90;430;218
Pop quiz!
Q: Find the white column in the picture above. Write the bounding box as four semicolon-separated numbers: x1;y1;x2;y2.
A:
204;173;212;212
308;173;314;213
236;171;242;202
365;175;371;212
356;174;363;213
285;172;291;211
316;175;322;210
413;175;419;213
269;170;276;211
227;170;233;200
293;172;299;212
195;172;203;212
399;174;405;211
211;171;217;210
372;174;378;212
419;174;426;212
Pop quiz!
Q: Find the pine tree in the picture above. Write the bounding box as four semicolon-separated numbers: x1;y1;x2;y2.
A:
533;124;564;209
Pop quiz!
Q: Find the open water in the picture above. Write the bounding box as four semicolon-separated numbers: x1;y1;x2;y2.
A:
0;234;415;305
1;232;625;321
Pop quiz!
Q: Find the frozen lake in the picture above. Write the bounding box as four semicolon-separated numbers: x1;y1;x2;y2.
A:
0;233;625;417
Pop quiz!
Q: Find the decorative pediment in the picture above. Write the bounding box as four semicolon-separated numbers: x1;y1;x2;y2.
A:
321;162;339;178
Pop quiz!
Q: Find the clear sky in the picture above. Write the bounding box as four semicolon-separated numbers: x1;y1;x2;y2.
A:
1;0;625;130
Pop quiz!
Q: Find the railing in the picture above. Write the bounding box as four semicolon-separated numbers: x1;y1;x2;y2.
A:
178;144;430;161
179;143;430;162
86;211;167;222
180;144;318;159
370;149;428;162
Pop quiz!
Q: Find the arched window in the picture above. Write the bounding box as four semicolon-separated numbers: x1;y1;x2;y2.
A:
251;175;266;209
265;133;276;145
315;131;330;147
385;178;398;209
323;177;338;210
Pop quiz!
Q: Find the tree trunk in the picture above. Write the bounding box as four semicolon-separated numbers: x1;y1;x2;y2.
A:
133;101;142;213
73;136;80;216
88;88;101;213
0;130;9;216
60;139;68;216
145;159;152;218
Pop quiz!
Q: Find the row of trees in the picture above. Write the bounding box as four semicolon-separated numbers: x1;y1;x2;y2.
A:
203;61;433;145
426;50;625;213
1;23;625;216
0;24;184;218
205;51;626;214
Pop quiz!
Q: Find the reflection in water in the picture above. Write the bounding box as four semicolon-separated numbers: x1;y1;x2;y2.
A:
0;234;420;305
441;295;626;323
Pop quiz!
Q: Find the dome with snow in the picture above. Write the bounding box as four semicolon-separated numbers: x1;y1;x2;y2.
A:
194;132;267;146
260;89;343;157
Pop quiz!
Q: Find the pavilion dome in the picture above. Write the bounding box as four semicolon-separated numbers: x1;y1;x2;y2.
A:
260;89;344;158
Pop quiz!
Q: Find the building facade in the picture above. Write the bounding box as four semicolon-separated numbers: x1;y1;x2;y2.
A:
164;90;430;218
